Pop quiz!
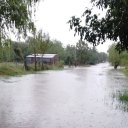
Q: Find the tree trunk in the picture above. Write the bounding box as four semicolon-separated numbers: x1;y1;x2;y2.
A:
24;57;29;71
34;54;37;71
114;62;119;69
33;46;37;71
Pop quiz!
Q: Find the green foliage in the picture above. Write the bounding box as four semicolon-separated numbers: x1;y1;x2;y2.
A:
108;43;121;68
0;39;15;62
122;67;128;76
46;40;65;60
64;45;76;65
0;35;107;74
56;60;64;68
108;43;128;69
26;31;50;55
98;52;108;62
13;43;24;62
64;41;107;65
0;63;26;76
0;0;39;41
120;52;128;67
27;62;64;71
24;30;51;71
119;92;128;102
76;41;89;64
68;0;128;51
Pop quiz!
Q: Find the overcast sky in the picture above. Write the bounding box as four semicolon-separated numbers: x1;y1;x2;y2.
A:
35;0;111;53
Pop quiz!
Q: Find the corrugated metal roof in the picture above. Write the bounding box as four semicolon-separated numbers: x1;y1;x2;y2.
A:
43;54;57;58
26;54;57;58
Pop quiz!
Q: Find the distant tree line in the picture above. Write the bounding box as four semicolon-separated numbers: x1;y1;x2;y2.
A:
0;0;107;72
0;31;107;70
64;41;107;66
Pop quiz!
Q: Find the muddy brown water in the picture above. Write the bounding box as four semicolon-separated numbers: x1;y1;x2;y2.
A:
0;63;128;128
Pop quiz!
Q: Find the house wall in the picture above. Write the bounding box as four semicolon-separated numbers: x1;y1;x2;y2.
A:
26;54;59;65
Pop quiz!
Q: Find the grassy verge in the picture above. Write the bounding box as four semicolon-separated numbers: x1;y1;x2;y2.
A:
0;61;64;76
122;67;128;76
0;63;31;76
119;91;128;102
27;61;64;71
118;67;128;102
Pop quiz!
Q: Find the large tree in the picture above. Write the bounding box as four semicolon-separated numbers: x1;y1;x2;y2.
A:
76;40;89;64
0;0;39;42
68;0;128;52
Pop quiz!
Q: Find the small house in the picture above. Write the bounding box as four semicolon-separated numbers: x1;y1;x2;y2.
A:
26;54;59;65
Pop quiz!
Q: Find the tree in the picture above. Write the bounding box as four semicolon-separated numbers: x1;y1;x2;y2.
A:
68;0;128;52
108;44;121;69
13;43;24;63
98;52;107;62
87;47;99;65
27;36;37;70
26;31;50;71
120;51;128;68
65;45;76;66
0;0;39;42
76;41;89;65
3;39;14;62
37;31;50;69
46;40;65;60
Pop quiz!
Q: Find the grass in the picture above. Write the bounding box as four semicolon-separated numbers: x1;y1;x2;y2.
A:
122;67;128;76
119;92;128;102
119;67;128;102
0;63;27;76
0;61;64;76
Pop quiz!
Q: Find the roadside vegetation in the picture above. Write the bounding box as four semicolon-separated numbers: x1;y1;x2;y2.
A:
0;63;27;76
119;92;128;102
118;91;128;111
0;37;107;76
108;44;128;104
0;0;108;76
108;43;128;72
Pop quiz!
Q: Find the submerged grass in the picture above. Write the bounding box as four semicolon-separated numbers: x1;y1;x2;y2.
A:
119;68;128;102
119;66;128;76
122;68;128;76
119;92;128;102
118;67;128;103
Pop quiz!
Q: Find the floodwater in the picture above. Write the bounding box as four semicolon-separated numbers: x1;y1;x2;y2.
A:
0;63;128;128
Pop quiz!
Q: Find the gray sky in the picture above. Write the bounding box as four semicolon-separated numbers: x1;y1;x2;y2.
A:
35;0;111;53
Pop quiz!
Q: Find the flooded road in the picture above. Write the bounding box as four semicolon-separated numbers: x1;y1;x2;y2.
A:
0;63;128;128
